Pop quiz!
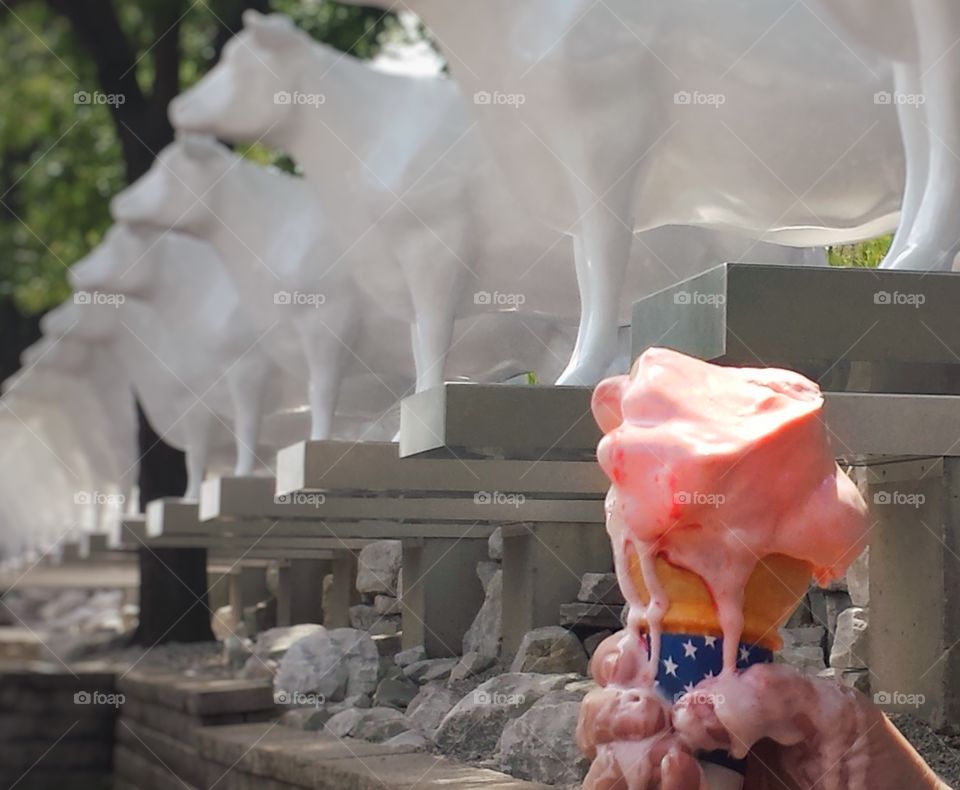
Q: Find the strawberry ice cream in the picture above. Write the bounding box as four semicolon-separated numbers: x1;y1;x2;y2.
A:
592;347;869;676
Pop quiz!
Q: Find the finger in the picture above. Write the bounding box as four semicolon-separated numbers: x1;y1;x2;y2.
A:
661;748;704;790
582;746;629;790
578;687;670;756
590;630;631;686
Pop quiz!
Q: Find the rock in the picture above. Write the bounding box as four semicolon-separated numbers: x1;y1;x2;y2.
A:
374;676;420;710
279;707;330;731
830;607;869;670
560;602;624;630
488;528;503;560
211;604;240;642
782;625;827;647
497;691;590;785
477;561;499;593
252;624;323;662
777;644;826;675
510;627;588;675
223;633;253;670
356;541;402;595
328;693;372;713
326;707;410;742
449;651;496;684
577;573;624;605
434;673;577;761
274;627;380;702
384;730;430;750
374;595;401;616
847;548;869;607
349;604;401;636
406;683;461;738
394;646;427;668
243;597;277;635
403;658;458;684
583;631;613;658
372;634;402;658
380;657;405;682
564;679;597;696
240;655;277;681
462;569;502;660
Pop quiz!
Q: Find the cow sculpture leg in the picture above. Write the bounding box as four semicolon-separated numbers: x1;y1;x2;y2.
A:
883;62;928;264
228;357;268;476
183;407;213;500
886;1;960;271
409;254;465;393
557;195;635;386
298;313;355;441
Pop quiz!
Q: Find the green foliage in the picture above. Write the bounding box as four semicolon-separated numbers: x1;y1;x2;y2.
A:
827;235;892;269
0;1;399;314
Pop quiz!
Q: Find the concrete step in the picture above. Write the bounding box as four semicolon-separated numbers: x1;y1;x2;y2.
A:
195;722;550;789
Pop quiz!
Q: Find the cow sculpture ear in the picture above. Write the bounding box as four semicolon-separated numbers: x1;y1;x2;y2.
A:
244;11;299;49
592;375;629;433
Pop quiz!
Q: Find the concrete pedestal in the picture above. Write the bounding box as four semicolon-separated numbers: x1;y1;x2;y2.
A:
867;458;960;728
276;559;330;627
228;566;270;620
501;523;613;659
324;550;360;628
401;537;490;657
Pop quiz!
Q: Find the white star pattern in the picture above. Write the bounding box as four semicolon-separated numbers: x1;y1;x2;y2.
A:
682;639;698;658
739;646;751;662
683;682;696;694
704;636;718;648
663;656;679;677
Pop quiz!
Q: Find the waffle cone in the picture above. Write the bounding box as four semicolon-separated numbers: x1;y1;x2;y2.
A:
625;547;812;651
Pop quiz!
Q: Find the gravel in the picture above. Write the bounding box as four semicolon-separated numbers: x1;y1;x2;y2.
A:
891;715;960;789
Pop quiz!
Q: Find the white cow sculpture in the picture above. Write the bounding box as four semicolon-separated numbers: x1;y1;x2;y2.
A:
170;11;836;389
332;1;907;384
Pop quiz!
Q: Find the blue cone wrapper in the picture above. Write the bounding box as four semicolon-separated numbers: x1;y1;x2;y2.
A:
652;632;773;775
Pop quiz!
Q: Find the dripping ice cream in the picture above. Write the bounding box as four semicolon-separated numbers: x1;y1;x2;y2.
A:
580;347;870;787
